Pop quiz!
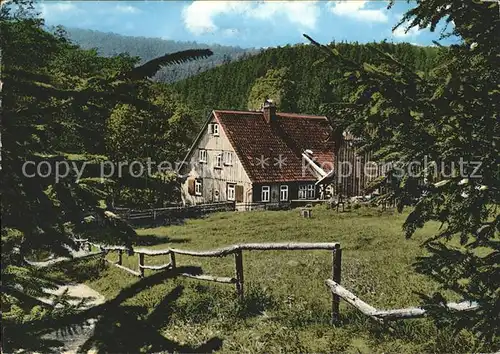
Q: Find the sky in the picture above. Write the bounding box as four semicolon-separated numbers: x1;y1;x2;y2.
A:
37;1;459;48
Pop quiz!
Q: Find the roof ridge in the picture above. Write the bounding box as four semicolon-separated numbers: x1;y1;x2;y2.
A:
214;109;262;114
276;112;327;119
215;109;327;119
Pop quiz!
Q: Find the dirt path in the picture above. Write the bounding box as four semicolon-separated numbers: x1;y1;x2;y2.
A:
38;284;105;354
22;249;106;353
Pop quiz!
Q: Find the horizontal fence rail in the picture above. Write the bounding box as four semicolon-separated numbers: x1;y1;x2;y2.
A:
325;279;479;322
74;239;342;322
24;250;105;268
112;202;236;224
77;240;339;257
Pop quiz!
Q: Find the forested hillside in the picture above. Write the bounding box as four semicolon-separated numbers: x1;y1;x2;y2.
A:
62;28;440;123
173;42;441;118
64;28;259;83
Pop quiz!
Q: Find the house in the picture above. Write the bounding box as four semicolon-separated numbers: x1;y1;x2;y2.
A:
178;100;337;208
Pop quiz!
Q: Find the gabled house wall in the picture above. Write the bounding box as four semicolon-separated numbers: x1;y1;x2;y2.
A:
180;114;253;206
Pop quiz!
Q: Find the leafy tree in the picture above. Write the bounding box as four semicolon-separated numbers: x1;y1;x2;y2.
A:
305;0;499;345
247;67;294;111
105;84;196;208
0;2;213;351
106;84;196;162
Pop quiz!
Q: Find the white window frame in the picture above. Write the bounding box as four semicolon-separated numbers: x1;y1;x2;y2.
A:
215;153;222;169
307;184;315;199
212;123;220;136
199;149;207;163
280;185;289;201
224;151;233;166
261;186;270;202
195;179;202;196
298;185;307;199
227;184;235;201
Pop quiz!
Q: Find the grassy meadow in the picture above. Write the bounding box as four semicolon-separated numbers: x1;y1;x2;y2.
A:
53;206;488;353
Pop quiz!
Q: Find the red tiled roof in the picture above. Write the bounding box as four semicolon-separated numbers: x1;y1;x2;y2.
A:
214;109;335;183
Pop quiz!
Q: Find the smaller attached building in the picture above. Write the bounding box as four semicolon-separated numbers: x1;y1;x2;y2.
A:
179;101;336;208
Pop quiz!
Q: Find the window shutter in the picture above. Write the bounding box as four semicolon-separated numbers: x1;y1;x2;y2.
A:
188;179;195;195
235;185;244;202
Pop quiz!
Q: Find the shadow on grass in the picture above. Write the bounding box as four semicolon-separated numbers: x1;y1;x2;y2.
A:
7;266;223;354
133;234;190;247
130;216;187;229
45;256;107;285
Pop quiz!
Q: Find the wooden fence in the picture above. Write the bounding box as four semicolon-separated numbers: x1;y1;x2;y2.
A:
36;239;479;326
237;200;330;211
238;202;291;211
75;239;343;323
325;279;478;322
112;202;236;224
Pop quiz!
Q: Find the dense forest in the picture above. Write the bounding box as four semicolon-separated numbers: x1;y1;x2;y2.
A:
63;28;441;126
64;28;259;83
173;42;441;119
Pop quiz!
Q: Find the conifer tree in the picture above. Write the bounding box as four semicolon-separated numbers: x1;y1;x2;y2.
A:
306;0;499;342
0;2;212;351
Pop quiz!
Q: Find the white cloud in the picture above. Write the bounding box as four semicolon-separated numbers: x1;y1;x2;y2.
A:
182;1;248;34
393;25;420;38
39;2;140;25
115;4;140;14
40;2;83;20
249;1;319;29
182;1;319;35
392;21;430;39
327;0;388;23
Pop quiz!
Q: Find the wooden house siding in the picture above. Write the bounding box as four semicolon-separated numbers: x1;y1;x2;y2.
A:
334;138;387;197
181;116;253;206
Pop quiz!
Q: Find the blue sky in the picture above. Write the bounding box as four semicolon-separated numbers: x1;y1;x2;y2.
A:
38;1;458;48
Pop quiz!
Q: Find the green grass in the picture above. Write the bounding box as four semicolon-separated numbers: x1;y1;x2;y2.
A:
60;206;490;353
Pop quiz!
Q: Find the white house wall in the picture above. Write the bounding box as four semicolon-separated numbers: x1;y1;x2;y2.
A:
181;115;252;206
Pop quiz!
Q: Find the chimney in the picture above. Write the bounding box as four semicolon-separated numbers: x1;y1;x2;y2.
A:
262;99;277;124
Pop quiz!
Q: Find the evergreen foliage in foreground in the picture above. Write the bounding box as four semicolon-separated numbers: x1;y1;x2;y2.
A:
0;1;212;351
305;0;499;343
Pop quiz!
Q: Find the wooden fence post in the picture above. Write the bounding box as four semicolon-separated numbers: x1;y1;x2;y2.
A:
331;243;342;324
118;250;123;265
169;252;176;269
234;250;244;299
138;253;145;278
